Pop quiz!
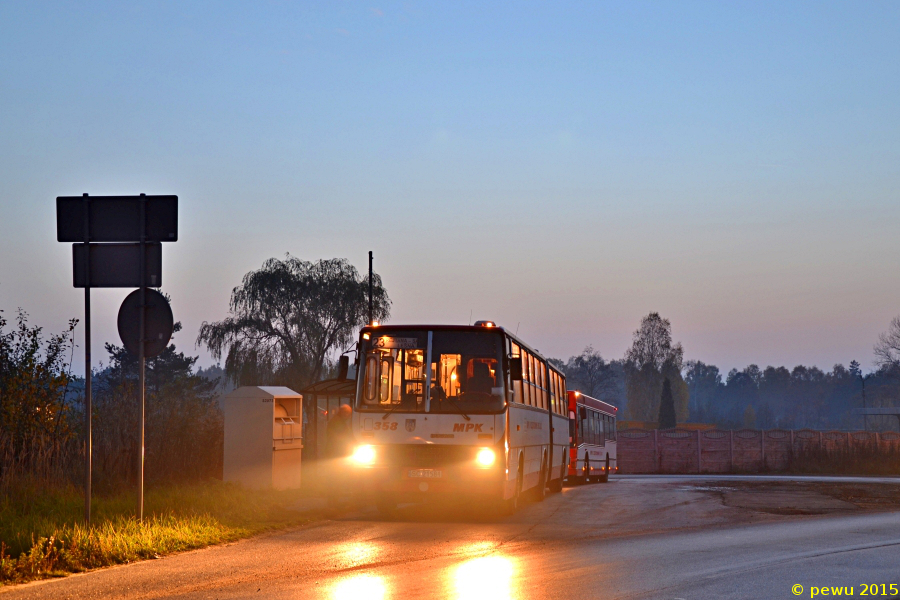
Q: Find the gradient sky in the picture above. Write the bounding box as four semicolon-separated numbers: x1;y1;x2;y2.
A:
1;1;898;376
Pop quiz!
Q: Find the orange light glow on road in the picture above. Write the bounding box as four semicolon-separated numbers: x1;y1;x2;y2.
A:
454;556;515;600
332;574;386;600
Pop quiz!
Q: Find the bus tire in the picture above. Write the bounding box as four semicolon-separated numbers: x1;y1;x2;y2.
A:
505;458;524;514
533;456;547;502
549;449;565;492
583;453;591;484
548;476;562;493
599;454;610;483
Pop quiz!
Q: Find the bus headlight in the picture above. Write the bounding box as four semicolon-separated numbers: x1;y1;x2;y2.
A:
351;445;376;466
475;447;495;467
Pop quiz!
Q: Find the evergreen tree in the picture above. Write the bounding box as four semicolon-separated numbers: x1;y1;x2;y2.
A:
658;378;677;429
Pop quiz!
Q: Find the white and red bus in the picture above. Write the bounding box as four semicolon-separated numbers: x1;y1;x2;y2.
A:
348;322;569;514
566;390;617;483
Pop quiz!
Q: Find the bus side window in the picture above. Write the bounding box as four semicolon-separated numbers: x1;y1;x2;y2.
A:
534;360;542;410
549;371;557;413
581;407;591;444
555;375;563;414
538;362;547;410
511;342;523;404
525;353;534;406
558;374;564;414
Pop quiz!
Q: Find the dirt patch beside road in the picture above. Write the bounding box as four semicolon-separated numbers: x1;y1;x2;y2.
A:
693;481;900;515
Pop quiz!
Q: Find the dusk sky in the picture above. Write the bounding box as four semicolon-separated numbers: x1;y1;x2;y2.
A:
1;1;898;376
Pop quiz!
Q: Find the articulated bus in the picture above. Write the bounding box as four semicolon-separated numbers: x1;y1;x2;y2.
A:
348;322;569;514
566;391;617;483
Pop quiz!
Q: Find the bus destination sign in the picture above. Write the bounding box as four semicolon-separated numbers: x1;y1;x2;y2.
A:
373;336;419;349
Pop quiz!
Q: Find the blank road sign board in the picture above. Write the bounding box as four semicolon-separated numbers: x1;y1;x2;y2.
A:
72;243;162;288
56;196;178;242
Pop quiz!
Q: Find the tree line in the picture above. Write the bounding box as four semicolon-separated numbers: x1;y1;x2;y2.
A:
554;313;900;431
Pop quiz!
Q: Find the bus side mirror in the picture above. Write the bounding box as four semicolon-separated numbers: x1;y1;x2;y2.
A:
509;356;523;381
338;355;350;379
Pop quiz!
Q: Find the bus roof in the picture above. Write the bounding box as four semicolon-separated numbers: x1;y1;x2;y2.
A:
567;390;618;416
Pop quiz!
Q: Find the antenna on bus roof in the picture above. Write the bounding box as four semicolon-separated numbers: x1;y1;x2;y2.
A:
469;310;472;326
515;322;520;335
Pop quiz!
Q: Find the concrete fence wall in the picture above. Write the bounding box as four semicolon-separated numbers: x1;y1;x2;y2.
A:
617;428;900;474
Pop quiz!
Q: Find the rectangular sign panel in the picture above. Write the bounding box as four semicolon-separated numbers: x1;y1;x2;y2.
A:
72;243;162;288
57;196;178;242
372;336;420;349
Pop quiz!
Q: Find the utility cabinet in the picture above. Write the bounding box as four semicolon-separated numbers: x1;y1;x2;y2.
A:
222;386;303;490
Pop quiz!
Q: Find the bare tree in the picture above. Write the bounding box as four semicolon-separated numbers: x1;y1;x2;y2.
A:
624;312;683;371
197;256;390;390
875;316;900;371
566;346;618;399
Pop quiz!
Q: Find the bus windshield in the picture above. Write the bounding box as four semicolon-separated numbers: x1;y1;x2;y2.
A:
358;329;505;414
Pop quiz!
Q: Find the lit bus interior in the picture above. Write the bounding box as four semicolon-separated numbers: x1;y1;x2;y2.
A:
359;330;505;414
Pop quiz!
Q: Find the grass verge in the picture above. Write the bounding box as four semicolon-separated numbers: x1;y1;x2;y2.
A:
0;480;314;586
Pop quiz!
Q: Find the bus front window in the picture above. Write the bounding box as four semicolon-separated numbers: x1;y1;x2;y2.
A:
358;329;504;414
360;330;429;412
430;331;505;414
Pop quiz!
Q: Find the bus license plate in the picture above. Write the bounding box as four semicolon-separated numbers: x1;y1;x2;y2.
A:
408;469;442;479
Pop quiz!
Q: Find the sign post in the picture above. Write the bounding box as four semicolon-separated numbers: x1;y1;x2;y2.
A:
82;194;92;525
138;195;147;521
57;194;177;523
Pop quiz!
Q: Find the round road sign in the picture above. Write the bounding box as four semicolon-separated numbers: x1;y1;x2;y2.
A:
117;289;174;358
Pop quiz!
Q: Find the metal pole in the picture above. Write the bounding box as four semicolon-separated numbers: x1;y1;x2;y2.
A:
368;251;373;325
138;194;146;520
82;193;92;525
861;376;868;432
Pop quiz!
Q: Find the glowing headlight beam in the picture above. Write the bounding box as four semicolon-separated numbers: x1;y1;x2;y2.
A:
351;445;377;465
475;447;495;467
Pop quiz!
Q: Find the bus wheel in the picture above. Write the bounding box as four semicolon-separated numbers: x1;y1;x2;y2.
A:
548;476;563;493
550;450;566;494
505;460;524;514
533;457;547;502
599;454;610;483
549;449;565;493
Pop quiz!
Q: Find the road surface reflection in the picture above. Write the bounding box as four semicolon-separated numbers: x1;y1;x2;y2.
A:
327;542;517;599
453;555;516;600
331;574;386;600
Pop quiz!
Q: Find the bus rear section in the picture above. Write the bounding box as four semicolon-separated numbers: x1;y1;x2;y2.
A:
566;391;617;483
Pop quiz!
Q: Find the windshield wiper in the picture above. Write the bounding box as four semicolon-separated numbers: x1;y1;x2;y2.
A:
381;402;402;420
439;396;471;421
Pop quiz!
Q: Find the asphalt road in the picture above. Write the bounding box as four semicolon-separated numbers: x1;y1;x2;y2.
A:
5;475;900;600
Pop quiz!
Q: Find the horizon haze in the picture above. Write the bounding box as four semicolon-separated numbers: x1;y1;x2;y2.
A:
1;2;898;376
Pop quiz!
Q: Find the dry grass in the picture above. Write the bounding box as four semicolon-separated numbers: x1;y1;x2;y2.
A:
0;480;311;586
